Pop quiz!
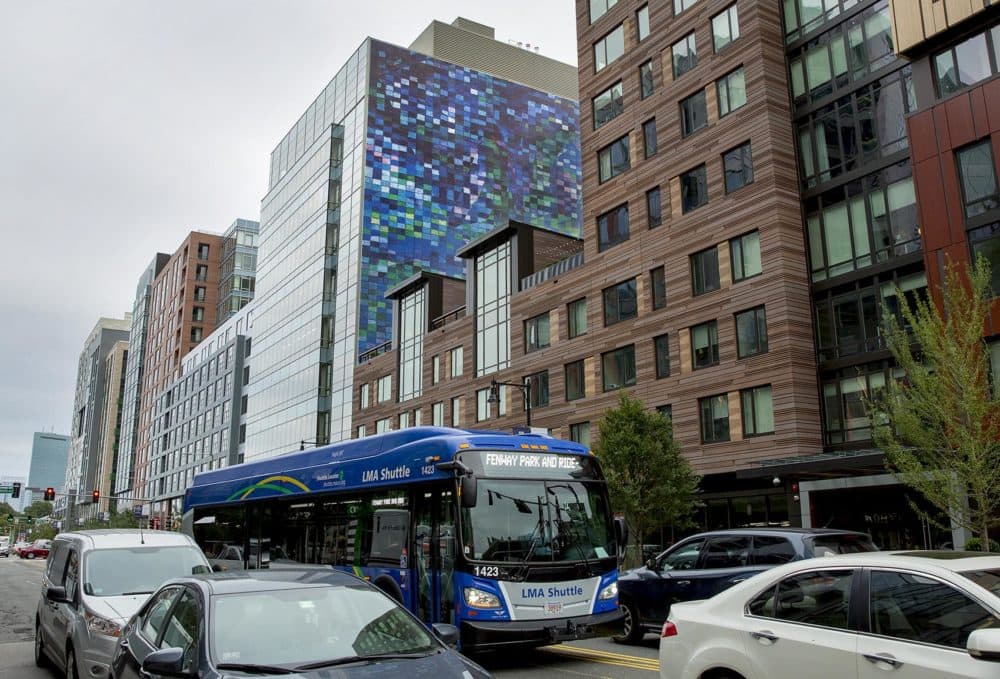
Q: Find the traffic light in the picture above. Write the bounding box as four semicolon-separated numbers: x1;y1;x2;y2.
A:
11;482;20;499
91;489;100;504
44;487;55;502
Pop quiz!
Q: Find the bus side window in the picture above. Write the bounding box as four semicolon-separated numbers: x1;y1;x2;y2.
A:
368;508;409;567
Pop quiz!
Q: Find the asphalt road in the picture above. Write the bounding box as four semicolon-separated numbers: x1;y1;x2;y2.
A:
0;556;661;679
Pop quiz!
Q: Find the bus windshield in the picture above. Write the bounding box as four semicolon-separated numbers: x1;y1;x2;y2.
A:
464;478;615;562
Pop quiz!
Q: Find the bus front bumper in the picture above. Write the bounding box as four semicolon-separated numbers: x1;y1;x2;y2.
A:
460;609;623;650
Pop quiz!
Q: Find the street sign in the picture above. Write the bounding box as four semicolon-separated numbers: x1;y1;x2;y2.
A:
132;505;144;519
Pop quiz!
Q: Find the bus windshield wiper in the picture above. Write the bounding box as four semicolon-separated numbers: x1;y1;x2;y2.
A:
215;662;296;674
294;651;436;670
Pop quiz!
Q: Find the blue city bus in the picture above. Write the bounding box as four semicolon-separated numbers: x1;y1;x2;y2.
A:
181;426;625;650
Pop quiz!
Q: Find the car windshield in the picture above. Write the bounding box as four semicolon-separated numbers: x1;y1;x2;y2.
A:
210;585;437;666
807;534;877;556
84;547;211;596
462;479;615;562
961;569;1000;597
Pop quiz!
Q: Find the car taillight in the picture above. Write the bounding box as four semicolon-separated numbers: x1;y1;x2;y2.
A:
661;621;678;638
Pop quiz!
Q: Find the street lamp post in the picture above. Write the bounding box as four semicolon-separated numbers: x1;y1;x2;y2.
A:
486;377;532;427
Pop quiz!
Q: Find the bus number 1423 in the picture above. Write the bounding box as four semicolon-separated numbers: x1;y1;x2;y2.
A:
474;565;499;577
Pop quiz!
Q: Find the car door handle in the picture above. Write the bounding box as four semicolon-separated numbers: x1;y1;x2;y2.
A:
750;630;778;643
863;653;903;669
675;580;691;586
731;578;746;584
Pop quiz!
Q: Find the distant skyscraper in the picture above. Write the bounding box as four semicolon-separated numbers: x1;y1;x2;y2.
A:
62;315;130;521
246;17;581;459
218;218;260;322
27;432;69;507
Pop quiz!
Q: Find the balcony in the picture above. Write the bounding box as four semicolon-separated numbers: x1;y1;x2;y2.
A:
520;252;585;291
358;341;391;365
430;306;466;331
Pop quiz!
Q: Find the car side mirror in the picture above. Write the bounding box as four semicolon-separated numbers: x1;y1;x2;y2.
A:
645;557;658;571
142;647;191;676
460;475;477;509
968;628;1000;661
45;586;70;604
211;563;225;573
431;622;460;647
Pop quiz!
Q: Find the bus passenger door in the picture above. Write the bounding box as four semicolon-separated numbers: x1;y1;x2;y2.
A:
413;488;456;626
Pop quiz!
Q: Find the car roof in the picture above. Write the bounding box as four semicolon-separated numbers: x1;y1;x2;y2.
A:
165;567;375;596
684;527;869;539
809;550;1000;572
54;529;197;550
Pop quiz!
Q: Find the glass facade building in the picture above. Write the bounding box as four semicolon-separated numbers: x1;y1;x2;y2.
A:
218;218;260;321
246;30;581;460
28;432;70;506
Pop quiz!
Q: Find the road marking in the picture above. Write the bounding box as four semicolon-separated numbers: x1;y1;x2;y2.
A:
540;645;660;672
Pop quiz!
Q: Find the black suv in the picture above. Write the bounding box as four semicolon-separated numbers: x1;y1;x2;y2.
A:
614;527;877;643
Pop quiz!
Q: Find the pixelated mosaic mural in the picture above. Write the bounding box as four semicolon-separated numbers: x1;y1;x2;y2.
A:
359;40;582;352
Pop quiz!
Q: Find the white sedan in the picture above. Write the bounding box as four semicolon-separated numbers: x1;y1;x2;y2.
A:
660;551;1000;679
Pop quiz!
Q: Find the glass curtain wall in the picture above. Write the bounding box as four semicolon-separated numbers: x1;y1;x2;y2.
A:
475;241;512;376
397;288;424;402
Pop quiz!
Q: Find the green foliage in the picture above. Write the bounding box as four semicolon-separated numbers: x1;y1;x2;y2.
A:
868;256;1000;551
593;391;700;559
24;501;53;519
0;501;15;517
76;509;142;531
964;537;1000;552
30;524;58;540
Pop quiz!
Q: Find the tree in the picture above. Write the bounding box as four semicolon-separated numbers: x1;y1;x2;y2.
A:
0;501;15;517
868;256;1000;550
593;391;700;561
24;500;53;519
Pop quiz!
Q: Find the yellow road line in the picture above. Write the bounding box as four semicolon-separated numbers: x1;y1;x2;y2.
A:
541;644;660;672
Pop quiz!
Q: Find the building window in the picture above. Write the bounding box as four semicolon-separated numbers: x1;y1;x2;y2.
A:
192;306;205;322
690;246;720;295
450;346;464;378
680;164;708;213
723;142;754;194
742;385;774;436
451;397;461;427
672;33;698;79
712;4;740;52
398;287;424;402
717;67;747;117
594;24;625;72
568;298;587;338
639;60;654;99
636;5;650;41
190;327;203;343
646;186;662;228
654;334;671;378
593;81;624;130
730;230;762;281
957;140;1000;218
657;404;672;421
822;363;898;444
598;135;631;183
360;383;370;409
431;355;440;385
525;371;549;408
524;313;551;353
197;243;210;260
377;375;392;403
194;286;206;302
598;203;630;251
735;306;768;358
432;402;444;427
589;0;619;23
196;265;208;281
969;223;1000;295
805;164;919;282
650;266;667;310
603;279;638;325
642;119;658;158
399;412;410;429
679;90;707;140
376;418;391;433
476;388;492;422
356;424;366;439
673;0;698;16
565;360;586;401
699;394;730;443
569;422;591;447
602;345;637;391
691;320;719;369
475;241;510;376
934;30;995;98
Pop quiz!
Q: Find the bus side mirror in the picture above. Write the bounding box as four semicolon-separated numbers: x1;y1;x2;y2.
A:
614;517;628;552
460;476;477;508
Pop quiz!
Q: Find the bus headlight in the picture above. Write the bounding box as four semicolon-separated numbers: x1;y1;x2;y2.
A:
598;582;618;601
464;587;501;609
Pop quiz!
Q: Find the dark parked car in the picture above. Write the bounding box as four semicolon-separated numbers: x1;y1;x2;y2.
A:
110;567;492;679
614;527;877;643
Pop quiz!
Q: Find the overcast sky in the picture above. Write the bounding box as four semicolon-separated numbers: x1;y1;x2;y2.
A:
0;1;578;480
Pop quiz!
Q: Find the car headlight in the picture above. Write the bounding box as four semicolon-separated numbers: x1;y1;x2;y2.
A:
598;581;618;601
464;587;501;609
84;610;122;638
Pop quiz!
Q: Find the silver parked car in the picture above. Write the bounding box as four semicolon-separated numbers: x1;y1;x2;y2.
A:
35;529;211;679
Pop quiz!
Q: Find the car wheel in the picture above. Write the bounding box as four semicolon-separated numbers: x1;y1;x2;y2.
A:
612;600;644;644
27;552;36;560
33;622;47;668
66;646;79;679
